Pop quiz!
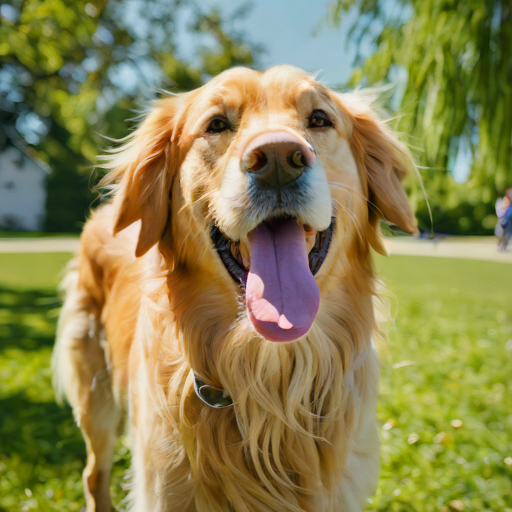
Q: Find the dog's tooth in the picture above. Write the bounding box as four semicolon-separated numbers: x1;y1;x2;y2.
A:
306;230;317;253
230;242;239;260
239;242;250;270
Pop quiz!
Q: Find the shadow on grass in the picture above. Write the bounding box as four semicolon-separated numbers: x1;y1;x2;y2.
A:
0;394;85;463
0;286;61;352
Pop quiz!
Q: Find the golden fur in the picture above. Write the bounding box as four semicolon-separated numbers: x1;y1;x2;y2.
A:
52;66;417;512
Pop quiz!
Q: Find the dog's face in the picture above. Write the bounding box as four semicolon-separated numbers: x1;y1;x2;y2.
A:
107;66;417;343
180;67;335;241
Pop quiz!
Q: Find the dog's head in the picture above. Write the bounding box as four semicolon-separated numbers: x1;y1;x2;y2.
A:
105;66;417;343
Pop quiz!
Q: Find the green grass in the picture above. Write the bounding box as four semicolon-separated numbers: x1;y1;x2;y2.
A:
0;253;74;290
373;256;512;512
0;252;511;511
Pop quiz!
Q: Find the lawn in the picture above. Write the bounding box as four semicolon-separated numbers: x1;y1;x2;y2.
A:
0;252;511;511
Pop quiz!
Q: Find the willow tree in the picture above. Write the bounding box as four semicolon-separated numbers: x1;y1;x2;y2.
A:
330;0;512;232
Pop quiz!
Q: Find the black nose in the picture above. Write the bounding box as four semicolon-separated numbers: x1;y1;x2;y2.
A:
241;131;316;188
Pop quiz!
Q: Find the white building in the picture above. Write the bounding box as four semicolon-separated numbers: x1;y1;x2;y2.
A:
0;144;49;231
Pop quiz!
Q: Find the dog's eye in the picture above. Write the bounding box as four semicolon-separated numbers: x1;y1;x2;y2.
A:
308;110;333;129
206;117;231;133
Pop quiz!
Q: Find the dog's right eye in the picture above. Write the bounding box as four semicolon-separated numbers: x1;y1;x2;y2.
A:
206;117;231;133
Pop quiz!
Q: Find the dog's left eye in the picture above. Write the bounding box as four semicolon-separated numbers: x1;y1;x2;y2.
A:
206;117;231;133
308;110;333;129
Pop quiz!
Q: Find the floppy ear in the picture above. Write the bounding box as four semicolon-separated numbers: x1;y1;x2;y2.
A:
339;93;418;254
101;96;185;257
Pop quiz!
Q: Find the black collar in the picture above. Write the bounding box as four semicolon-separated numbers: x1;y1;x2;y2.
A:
193;373;233;409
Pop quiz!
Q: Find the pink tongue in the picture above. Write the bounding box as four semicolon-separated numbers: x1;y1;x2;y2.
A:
246;218;320;342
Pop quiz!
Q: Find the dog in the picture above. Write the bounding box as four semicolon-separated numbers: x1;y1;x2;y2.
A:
52;65;417;512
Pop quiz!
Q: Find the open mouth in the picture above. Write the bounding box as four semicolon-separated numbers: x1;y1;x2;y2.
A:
211;216;335;342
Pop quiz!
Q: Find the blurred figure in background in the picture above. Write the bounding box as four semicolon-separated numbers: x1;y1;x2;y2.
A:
495;193;508;245
497;189;512;251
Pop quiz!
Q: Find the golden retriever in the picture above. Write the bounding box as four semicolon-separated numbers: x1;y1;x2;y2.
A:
52;65;417;512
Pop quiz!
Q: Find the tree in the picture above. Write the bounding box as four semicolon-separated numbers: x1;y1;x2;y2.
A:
0;0;257;231
329;0;512;233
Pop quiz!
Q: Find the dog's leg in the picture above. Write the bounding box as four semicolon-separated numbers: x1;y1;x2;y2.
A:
80;383;121;512
53;262;121;512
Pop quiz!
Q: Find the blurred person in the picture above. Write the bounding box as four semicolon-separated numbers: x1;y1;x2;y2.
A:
496;190;510;247
498;189;512;251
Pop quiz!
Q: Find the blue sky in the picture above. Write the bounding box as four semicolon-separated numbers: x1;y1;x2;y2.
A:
176;0;359;88
226;0;357;87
